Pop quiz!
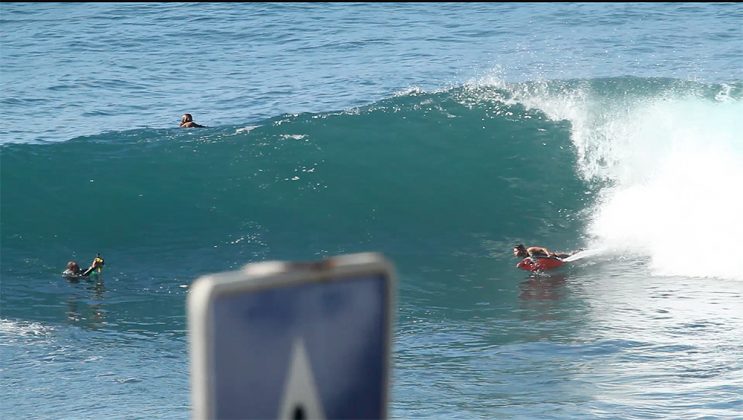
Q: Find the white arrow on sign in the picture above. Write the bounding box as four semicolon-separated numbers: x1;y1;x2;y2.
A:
279;338;327;420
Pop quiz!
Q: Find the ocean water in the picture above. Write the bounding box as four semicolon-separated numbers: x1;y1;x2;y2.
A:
2;3;743;419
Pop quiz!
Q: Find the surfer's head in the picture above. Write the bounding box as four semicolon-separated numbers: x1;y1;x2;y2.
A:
181;113;193;124
66;261;80;272
513;244;528;257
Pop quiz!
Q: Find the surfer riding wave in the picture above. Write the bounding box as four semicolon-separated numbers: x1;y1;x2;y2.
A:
513;244;581;272
513;244;572;259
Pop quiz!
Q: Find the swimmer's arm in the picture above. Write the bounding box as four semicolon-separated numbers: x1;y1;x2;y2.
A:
80;259;99;276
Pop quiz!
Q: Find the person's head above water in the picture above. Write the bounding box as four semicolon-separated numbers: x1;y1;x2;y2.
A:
513;244;528;258
66;261;80;272
179;113;204;128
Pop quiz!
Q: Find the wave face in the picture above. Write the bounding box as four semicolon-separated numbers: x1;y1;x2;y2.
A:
1;85;585;269
2;77;742;287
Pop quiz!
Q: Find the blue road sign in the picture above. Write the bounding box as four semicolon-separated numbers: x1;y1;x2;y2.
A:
189;254;394;420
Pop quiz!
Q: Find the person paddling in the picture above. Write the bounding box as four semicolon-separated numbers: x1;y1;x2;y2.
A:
179;113;205;128
513;244;571;259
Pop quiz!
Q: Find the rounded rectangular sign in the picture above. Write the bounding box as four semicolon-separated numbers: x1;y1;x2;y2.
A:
188;253;395;420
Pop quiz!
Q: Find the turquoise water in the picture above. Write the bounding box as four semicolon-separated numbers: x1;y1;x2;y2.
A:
2;3;743;419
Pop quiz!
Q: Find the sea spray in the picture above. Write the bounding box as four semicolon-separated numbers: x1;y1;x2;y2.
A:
480;76;743;279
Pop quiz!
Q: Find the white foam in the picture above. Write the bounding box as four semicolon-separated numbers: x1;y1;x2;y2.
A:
493;78;743;280
0;318;54;337
562;248;607;262
235;125;259;134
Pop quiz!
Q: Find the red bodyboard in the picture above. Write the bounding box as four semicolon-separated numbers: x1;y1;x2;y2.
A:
517;257;565;272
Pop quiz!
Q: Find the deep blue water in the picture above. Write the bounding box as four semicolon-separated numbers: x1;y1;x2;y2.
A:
2;3;742;419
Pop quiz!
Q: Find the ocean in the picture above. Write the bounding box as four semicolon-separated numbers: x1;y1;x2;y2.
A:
2;3;742;418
